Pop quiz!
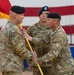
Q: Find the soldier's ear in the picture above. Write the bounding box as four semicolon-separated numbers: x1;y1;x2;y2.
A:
15;14;18;19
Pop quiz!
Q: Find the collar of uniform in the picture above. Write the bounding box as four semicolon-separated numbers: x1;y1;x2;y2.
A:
51;26;61;35
16;24;22;29
7;21;16;28
8;21;15;25
8;21;22;29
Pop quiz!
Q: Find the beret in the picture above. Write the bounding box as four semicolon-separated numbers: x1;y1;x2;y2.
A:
47;12;61;19
38;6;49;16
11;5;25;14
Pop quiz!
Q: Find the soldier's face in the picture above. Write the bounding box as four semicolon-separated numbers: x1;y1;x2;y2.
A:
39;11;49;23
47;18;54;28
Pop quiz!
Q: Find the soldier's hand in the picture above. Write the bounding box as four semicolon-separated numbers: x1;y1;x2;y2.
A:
32;51;38;64
33;57;38;64
23;29;32;41
28;64;33;71
22;28;27;34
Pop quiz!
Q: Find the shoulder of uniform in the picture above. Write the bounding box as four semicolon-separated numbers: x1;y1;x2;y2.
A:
9;25;22;37
34;22;39;26
30;22;39;28
7;21;19;31
9;24;19;32
56;30;67;40
27;22;39;31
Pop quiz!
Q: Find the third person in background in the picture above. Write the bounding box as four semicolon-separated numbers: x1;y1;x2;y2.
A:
26;6;51;75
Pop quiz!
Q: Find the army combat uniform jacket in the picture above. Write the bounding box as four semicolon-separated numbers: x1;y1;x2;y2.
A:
32;26;74;75
27;21;50;57
0;21;32;72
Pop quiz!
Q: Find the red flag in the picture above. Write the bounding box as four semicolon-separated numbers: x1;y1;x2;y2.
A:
0;0;11;19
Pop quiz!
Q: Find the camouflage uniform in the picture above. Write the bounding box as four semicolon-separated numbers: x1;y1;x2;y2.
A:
27;21;51;75
27;21;50;57
32;26;74;75
0;21;32;75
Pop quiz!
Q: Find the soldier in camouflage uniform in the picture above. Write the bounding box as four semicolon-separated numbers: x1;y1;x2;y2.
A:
27;6;50;57
27;6;51;75
0;6;36;75
24;13;74;75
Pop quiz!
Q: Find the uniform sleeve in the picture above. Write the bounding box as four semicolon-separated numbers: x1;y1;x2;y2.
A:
27;26;35;36
30;32;50;48
31;37;44;46
27;27;32;35
38;34;66;64
9;29;33;61
27;25;45;47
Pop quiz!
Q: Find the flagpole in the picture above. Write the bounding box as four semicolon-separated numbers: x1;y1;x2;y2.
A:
17;30;44;75
26;39;44;75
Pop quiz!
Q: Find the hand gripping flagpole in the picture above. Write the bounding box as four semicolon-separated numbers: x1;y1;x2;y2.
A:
17;28;44;75
25;38;44;75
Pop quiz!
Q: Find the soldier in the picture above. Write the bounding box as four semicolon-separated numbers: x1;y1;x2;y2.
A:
27;6;50;57
26;6;51;74
24;13;74;75
0;5;36;75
